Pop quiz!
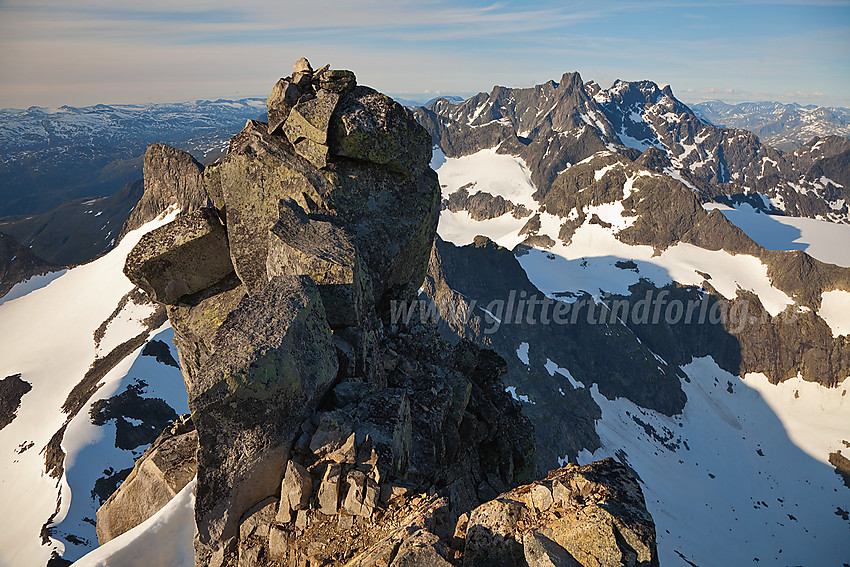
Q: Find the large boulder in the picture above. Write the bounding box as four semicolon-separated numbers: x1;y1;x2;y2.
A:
266;200;366;328
96;416;198;544
219;119;331;294
190;275;338;565
330;86;432;175
323;158;440;305
123;207;234;304
166;273;248;390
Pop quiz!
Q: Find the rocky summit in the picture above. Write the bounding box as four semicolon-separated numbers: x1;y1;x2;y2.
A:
113;59;659;566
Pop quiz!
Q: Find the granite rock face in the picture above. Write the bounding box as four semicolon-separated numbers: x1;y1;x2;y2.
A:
191;275;338;564
124;208;233;304
96;416;198;544
122;144;212;235
115;59;657;567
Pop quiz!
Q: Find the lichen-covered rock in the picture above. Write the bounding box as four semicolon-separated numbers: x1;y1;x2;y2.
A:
318;69;356;94
266;78;303;135
96;416;197;544
190;275;338;565
267;200;365;328
459;458;659;567
317;461;343;515
330;86;432;175
123;208;233;304
523;531;581;567
219;119;331;293
167;273;248;392
283;90;341;167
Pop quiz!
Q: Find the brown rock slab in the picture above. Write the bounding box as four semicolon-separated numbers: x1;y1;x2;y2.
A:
96;418;197;544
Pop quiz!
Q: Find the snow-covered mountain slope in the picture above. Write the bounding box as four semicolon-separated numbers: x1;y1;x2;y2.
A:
0;208;189;566
705;202;850;268
0;99;266;217
416;76;850;224
581;358;849;567
73;479;195;567
693;100;850;152
425;144;850;566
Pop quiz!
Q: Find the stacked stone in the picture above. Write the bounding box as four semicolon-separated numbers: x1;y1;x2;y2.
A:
121;58;440;566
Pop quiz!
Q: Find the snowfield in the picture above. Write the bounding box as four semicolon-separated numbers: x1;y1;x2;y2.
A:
434;147;539;209
578;357;850;567
706;202;850;267
433;150;850;566
0;208;183;566
819;290;850;337
73;479;195;567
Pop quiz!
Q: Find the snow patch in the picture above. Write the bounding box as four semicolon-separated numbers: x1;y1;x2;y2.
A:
819;290;850;337
435;148;538;209
516;342;530;365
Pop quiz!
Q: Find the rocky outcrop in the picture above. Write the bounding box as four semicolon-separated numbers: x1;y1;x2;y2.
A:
190;275;339;563
122;144;212;235
96;416;198;543
124;208;233;304
0;373;32;430
443;185;531;221
0;231;55;299
340;458;658;567
114;59;659;567
458;458;658;567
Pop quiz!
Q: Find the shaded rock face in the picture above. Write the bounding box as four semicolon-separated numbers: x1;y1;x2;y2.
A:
423;235;686;468
122;144;212;235
0;231;55;299
0;178;144;268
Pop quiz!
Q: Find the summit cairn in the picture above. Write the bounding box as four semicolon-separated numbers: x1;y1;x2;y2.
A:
116;58;657;567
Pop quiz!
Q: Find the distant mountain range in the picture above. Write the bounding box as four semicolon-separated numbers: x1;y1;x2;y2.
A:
692;100;850;152
0;99;267;217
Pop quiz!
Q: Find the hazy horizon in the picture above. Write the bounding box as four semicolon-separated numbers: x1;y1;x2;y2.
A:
1;1;848;109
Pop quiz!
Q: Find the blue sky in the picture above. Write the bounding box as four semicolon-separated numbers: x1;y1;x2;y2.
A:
0;0;848;108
